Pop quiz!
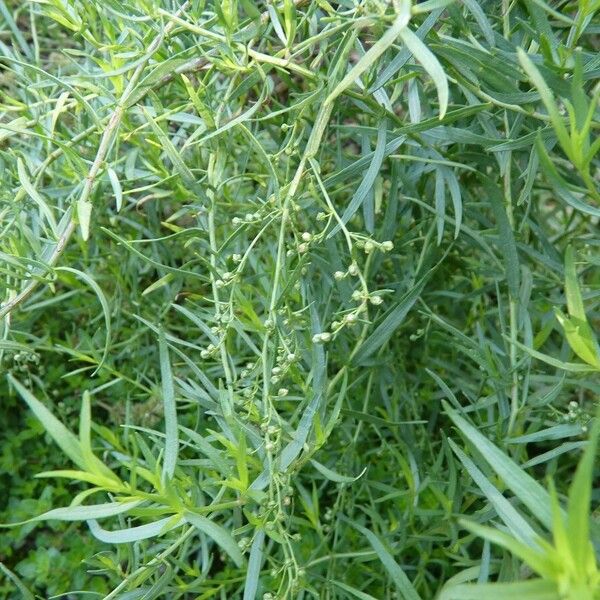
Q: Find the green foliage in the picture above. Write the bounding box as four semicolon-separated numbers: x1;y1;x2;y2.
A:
1;0;599;598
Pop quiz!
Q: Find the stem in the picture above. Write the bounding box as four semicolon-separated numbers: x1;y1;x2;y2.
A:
207;151;236;417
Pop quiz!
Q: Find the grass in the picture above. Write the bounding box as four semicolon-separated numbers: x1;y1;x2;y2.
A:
0;0;599;598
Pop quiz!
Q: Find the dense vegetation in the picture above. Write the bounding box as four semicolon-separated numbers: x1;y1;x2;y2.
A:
1;0;599;598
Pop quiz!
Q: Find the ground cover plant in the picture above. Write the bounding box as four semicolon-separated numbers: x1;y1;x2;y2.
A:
0;0;599;598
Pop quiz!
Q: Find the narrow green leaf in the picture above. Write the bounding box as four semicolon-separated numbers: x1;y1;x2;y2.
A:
371;9;443;91
107;167;123;212
348;520;422;600
353;276;427;364
184;512;244;568
331;580;379;600
507;424;584;444
554;310;600;369
56;266;112;373
326;5;412;104
0;562;35;600
310;460;366;483
439;579;559;600
35;469;122;489
159;329;178;481
449;440;539;547
1;501;141;526
535;136;600;218
444;169;462;238
141;105;195;185
243;530;265;600
8;375;86;471
512;339;598;372
79;390;94;466
564;246;585;321
486;182;520;298
328;118;387;237
517;49;571;157
566;417;599;569
435;168;446;243
459;520;554;579
17;157;58;235
77;199;92;242
87;515;183;544
444;404;555;529
398;27;448;119
0;0;32;58
183;85;269;151
462;0;495;46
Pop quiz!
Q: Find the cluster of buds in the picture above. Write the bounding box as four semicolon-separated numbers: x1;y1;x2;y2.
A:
334;261;361;281
331;311;360;332
215;270;236;289
563;400;590;432
351;289;385;306
232;211;262;226
200;343;218;359
296;231;313;254
355;238;394;255
312;332;332;344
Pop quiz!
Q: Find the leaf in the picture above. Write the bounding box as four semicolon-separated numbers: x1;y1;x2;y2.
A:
507;424;584;444
352;276;427;364
564;247;585;321
557;247;600;368
16;157;58;235
554;311;600;369
444;169;463;238
328;118;387;238
182;85;269;151
462;0;495;46
331;580;379;600
184;512;244;568
512;339;598;372
0;0;32;59
439;579;559;600
449;439;539;548
0;562;35;600
444;404;555;530
566;416;599;569
535;136;600;218
56;266;112;373
310;460;367;483
1;501;141;526
521;442;586;469
398;26;448;119
517;49;572;159
141;105;195;185
347;520;422;600
243;530;265;600
79;390;95;470
35;469;122;489
107;167;123;212
326;5;412;104
159;329;178;481
87;515;183;544
77;199;93;242
459;521;554;580
8;375;86;471
370;9;443;91
486;182;520;298
435;168;446;243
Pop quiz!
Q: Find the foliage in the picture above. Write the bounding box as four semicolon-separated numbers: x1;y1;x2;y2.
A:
0;0;599;598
